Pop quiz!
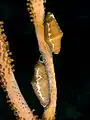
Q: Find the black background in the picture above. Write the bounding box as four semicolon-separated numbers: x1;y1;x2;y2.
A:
0;0;89;120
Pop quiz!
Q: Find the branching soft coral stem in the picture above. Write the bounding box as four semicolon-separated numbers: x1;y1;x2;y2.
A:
27;0;57;118
0;22;38;120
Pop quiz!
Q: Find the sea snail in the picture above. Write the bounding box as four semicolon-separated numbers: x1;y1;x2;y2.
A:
44;12;63;54
31;61;50;108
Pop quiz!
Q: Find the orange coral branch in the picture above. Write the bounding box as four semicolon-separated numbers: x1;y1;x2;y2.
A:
27;0;58;119
0;21;37;120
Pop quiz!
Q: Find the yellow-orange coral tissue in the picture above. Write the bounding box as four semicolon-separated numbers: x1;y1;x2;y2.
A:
0;21;38;120
27;0;63;120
